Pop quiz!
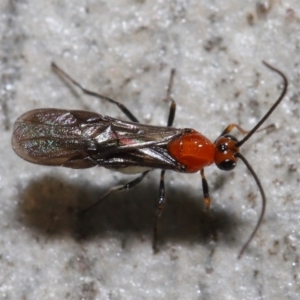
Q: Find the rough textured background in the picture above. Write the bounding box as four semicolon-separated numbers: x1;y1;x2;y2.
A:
0;1;299;299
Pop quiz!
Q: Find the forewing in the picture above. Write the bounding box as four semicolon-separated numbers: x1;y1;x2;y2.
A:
12;109;108;168
12;109;182;169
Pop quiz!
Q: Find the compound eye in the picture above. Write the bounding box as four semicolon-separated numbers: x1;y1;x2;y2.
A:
223;134;238;142
214;135;239;171
218;158;236;171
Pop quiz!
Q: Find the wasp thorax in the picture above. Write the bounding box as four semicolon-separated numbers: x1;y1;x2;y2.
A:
214;134;239;171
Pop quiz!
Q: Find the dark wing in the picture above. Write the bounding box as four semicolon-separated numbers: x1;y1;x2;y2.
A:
12;109;184;170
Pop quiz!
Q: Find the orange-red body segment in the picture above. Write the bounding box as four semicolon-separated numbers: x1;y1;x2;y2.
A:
167;130;215;173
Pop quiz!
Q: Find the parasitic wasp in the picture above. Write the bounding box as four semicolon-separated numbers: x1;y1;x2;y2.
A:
12;62;287;257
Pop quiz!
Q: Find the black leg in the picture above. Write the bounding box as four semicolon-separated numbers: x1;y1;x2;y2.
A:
165;69;176;127
153;169;166;252
51;62;139;123
200;169;211;212
153;69;177;252
79;171;150;216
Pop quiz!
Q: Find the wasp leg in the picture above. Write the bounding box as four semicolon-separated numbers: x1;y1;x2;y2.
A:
200;169;211;212
153;169;166;253
79;171;150;216
51;62;139;123
153;69;177;252
220;123;275;136
165;69;176;127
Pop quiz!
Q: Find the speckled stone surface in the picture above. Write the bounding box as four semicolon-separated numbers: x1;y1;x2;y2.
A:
0;1;299;299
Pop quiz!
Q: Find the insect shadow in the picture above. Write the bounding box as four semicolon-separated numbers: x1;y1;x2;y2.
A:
17;173;240;249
